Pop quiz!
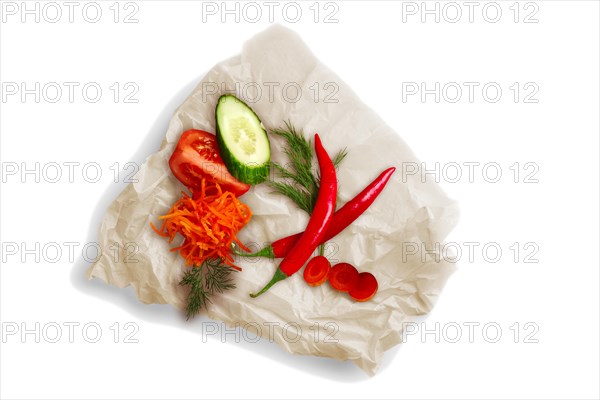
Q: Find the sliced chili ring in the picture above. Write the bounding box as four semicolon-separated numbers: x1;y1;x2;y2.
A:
349;272;378;302
303;256;331;287
328;262;359;292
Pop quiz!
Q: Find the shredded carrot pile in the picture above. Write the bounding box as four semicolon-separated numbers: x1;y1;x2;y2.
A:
151;179;251;270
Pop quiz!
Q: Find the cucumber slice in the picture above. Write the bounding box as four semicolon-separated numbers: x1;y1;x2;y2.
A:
215;95;271;185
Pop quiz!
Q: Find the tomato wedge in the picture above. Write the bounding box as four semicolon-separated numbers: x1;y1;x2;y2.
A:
169;129;250;196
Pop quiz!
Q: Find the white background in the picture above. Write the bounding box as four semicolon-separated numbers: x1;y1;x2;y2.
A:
1;1;599;399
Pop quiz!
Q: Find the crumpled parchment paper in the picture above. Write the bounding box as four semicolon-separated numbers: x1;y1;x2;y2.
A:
87;25;459;375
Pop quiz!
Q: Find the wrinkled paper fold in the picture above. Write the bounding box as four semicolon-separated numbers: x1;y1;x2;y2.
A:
87;25;459;375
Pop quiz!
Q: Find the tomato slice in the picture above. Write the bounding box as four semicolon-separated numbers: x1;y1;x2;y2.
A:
169;129;250;197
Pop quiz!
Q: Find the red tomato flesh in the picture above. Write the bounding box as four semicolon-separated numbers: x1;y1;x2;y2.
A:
328;262;359;292
303;256;331;287
169;129;250;197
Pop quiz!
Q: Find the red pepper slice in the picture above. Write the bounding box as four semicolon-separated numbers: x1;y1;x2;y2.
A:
250;134;337;298
349;272;378;302
303;256;331;287
328;262;359;292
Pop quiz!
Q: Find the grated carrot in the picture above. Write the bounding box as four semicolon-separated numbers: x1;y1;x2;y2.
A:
151;178;251;270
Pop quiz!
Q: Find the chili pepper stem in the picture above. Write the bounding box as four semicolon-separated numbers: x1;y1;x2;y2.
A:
231;244;275;258
318;243;325;257
249;268;287;298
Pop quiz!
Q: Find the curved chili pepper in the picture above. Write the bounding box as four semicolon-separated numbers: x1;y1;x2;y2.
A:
239;167;396;259
249;134;337;298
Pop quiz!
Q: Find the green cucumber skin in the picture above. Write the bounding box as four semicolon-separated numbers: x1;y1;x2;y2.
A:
215;95;270;185
216;130;269;184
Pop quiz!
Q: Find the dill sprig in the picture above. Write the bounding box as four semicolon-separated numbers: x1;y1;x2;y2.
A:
179;258;237;320
268;121;347;215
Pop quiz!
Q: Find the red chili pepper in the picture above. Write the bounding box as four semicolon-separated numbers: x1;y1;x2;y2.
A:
249;134;337;298
240;167;396;259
